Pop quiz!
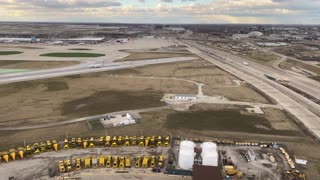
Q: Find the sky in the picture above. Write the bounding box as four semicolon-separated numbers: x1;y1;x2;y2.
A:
0;0;319;24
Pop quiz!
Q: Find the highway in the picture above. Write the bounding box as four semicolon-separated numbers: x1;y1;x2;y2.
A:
182;40;320;140
0;56;198;84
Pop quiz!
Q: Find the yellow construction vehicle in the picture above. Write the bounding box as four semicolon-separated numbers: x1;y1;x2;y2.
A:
77;138;82;148
142;156;149;168
135;156;142;168
164;136;170;147
117;136;123;146
17;147;24;159
124;136;130;146
85;156;91;168
1;152;9;163
92;155;98;168
58;160;65;173
105;136;111;146
125;156;131;168
111;136;117;147
149;136;156;148
34;143;41;154
132;136;137;146
76;158;81;171
138;136;144;146
145;136;151;147
119;156;125;168
98;136;104;147
9;148;16;161
63;139;69;150
83;139;88;149
113;156;119;168
89;137;95;148
150;156;156;168
40;142;46;152
71;137;76;148
64;159;72;172
106;155;112;168
52;140;58;151
157;136;162;147
225;166;238;176
46;140;53;152
158;156;165;168
26;145;32;158
99;155;105;167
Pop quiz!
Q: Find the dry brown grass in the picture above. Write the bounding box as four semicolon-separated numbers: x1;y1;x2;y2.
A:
0;60;78;70
116;51;195;62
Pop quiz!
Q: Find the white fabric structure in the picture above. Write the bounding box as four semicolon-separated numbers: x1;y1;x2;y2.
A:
248;31;263;38
201;142;218;166
178;141;195;170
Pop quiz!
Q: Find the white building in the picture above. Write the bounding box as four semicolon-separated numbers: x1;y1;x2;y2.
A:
201;142;218;166
178;141;195;170
174;94;197;101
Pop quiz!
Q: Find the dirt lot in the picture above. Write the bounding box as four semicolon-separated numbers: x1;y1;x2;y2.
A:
240;50;280;68
0;60;78;70
115;51;195;62
279;58;320;75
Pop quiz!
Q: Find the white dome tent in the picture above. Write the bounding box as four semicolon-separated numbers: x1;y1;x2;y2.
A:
201;142;218;166
178;141;195;170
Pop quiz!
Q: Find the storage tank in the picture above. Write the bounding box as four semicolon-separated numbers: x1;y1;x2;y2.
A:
178;141;195;170
201;142;218;166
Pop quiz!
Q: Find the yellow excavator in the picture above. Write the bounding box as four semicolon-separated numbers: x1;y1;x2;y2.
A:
89;137;95;148
145;136;150;147
83;139;88;149
71;137;76;148
58;160;65;173
124;136;130;146
63;138;69;150
164;136;170;147
138;136;144;146
26;145;32;158
98;136;104;147
85;156;91;168
76;158;81;171
1;152;9;163
46;140;53;152
17;147;24;159
64;159;72;172
34;143;41;154
157;136;162;146
40;142;46;152
132;136;137;146
105;136;111;146
52;140;58;151
106;155;112;168
99;155;105;167
125;156;131;168
135;156;142;168
117;136;123;146
77;138;82;148
150;156;156;168
158;156;165;168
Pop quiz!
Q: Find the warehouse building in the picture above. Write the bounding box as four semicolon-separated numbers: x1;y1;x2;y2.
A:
174;94;197;101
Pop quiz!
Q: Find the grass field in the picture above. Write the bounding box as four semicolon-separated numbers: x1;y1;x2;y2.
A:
279;58;320;75
0;51;23;55
0;60;79;70
40;52;105;58
0;69;32;74
116;51;195;62
240;50;280;68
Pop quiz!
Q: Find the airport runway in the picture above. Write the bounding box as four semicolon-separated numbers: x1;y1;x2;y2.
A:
0;56;198;84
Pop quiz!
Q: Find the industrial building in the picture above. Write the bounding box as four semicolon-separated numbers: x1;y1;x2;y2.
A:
57;37;105;44
174;94;197;101
100;113;136;128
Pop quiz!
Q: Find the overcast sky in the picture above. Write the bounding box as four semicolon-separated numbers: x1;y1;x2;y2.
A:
0;0;319;24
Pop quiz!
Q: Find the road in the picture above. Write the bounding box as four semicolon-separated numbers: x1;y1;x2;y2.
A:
0;56;198;84
182;40;320;140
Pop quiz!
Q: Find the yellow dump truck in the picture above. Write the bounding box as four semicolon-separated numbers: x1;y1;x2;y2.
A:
142;156;149;168
132;136;137;146
40;142;46;152
58;160;65;173
124;136;130;146
138;136;144;146
98;136;104;147
17;147;24;159
26;145;32;157
64;159;72;172
225;166;238;176
105;136;111;146
164;136;170;147
113;156;119;168
46;140;52;152
77;138;82;148
125;156;131;168
158;156;165;168
2;152;9;163
71;137;76;148
76;158;81;171
157;136;162;146
106;155;112;168
52;140;58;151
34;143;41;154
99;155;105;167
150;156;156;168
89;137;95;148
135;156;142;168
119;156;125;168
111;136;117;147
9;149;16;161
83;139;88;149
145;136;150;147
85;156;91;168
63;139;69;150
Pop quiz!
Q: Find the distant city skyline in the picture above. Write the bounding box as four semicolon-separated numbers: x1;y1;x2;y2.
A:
0;0;319;24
